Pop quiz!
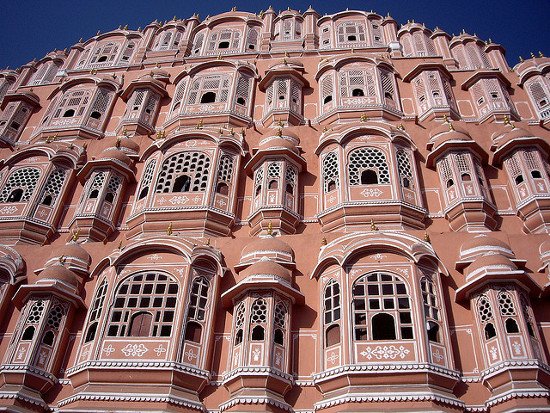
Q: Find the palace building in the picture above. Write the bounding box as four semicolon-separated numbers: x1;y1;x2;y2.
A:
1;6;550;412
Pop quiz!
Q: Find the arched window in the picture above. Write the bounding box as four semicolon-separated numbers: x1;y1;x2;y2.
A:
0;168;41;203
187;75;231;105
87;172;105;200
216;154;234;194
21;299;46;341
324;279;341;346
353;272;413;341
273;301;287;346
478;294;496;340
322;152;339;192
336;21;366;45
155;152;211;193
84;278;108;343
40;168;66;206
421;276;441;342
396;150;414;189
348;148;390;185
233;302;246;346
90;42;120;65
137;159;156;200
250;297;267;341
107;272;178;337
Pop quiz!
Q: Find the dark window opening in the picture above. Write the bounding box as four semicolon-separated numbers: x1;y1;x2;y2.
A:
7;188;23;203
200;92;216;104
505;318;519;334
531;170;542;178
427;321;439;342
446;179;454;188
255;185;262;196
432;90;440;97
129;311;152;337
384;92;393;100
268;180;278;190
63;109;75;117
372;313;396;340
361;169;378;185
173;175;191;192
43;330;55;346
218;41;230;49
347;35;357;41
10;122;20;130
352;88;364;97
85;322;98;343
185;321;202;342
461;173;471;181
325;324;340;347
402;177;410;188
248;44;255;50
251;325;265;340
89;189;99;199
286;183;293;194
217;182;229;195
97;56;108;62
279;95;285;100
236;97;246;105
235;328;243;345
324;95;333;104
527;321;535;337
490;92;499;99
41;194;53;206
515;175;524;185
274;328;284;345
484;323;497;340
90;111;101;119
327;180;336;192
105;192;115;203
22;326;35;340
138;186;149;200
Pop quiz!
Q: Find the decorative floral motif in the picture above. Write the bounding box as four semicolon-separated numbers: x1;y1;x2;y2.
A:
0;206;18;214
360;345;410;360
169;195;189;205
102;344;115;356
361;188;383;198
121;343;148;357
154;344;167;357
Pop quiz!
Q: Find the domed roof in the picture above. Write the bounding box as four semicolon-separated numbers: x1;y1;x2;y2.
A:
491;125;535;145
100;147;132;166
241;237;294;258
258;137;299;153
55;243;91;263
466;252;518;277
239;260;291;282
430;122;471;140
460;234;513;260
431;130;472;150
117;137;140;154
39;264;79;287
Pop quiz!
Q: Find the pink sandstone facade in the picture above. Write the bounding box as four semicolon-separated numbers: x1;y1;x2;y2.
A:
0;7;550;412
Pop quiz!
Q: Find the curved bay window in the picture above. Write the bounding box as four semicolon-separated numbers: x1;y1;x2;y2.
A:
107;272;178;338
323;279;341;347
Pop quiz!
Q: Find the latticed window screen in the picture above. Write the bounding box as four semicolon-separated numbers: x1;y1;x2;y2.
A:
324;279;340;324
0;167;41;202
454;152;471;173
107;272;178;337
40;168;66;205
380;70;396;103
498;290;516;316
45;303;66;330
89;88;112;119
339;69;377;98
193;32;205;54
139;159;157;197
370;22;384;45
88;279;108;327
53;89;92;119
322;152;339;192
285;166;297;185
187;75;231;105
235;74;251;105
254;167;264;189
119;42;135;64
421;277;440;320
156;151;211;193
234;302;245;330
89;172;106;194
504;155;523;181
478;295;493;322
245;28;259;50
348;147;390;185
438;158;453;182
20;299;46;341
523;150;542;171
274;302;287;329
217;155;234;183
267;162;281;178
352;272;413;340
170;80;187;114
106;176;122;201
396;150;413;188
90;42;120;64
187;276;209;321
529;80;550;111
321;75;334;104
337;21;366;44
207;29;241;52
250;298;268;323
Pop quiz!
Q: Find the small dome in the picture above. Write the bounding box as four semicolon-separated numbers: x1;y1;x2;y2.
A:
241;237;294;259
431;130;472;150
100;147;132;166
117;137;140;154
467;252;518;277
491;125;534;145
259;137;299;153
239;260;291;282
460;234;513;260
39;264;79;287
56;243;91;264
430;122;471;140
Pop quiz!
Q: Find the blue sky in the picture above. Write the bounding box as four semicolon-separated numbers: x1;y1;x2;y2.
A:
0;0;548;70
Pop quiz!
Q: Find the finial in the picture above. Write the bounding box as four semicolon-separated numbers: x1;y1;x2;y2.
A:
321;237;327;246
232;6;237;11
424;232;431;243
282;58;287;65
504;115;511;126
115;137;121;148
230;128;234;135
276;128;283;136
122;128;127;136
284;51;289;57
195;119;203;129
72;229;80;242
351;48;355;54
156;130;165;140
259;10;264;18
267;221;273;235
323;126;328;132
118;240;123;250
240;128;245;136
488;38;493;44
519;56;524;62
138;27;141;32
217;54;222;60
370;219;378;231
540;51;545;57
155;62;160;68
79;37;83;43
397;123;405;130
167;223;173;235
118;25;122;30
59;255;66;264
276;119;283;126
97;30;101;36
360;113;367;122
531;52;536;59
123;24;128;30
29;87;33;93
173;15;177;20
443;114;449;123
448;122;455;131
